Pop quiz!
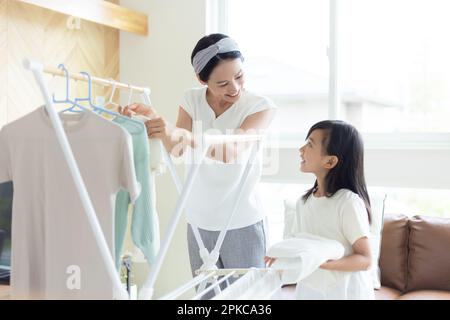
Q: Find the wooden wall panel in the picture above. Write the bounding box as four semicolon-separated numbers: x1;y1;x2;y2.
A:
0;0;120;127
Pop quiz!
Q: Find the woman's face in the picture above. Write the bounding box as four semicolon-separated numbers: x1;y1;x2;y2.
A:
203;58;245;104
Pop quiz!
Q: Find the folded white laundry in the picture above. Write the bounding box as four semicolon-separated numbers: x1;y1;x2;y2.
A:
267;233;345;285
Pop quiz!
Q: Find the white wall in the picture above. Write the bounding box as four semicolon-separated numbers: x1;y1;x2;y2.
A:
120;0;207;298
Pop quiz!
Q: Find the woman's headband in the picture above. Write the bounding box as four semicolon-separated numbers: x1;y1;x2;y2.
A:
192;37;240;74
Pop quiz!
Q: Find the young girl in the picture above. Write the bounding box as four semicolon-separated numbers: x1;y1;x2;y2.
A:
266;120;374;299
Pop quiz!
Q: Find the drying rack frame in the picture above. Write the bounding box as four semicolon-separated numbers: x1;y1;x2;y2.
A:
24;59;265;300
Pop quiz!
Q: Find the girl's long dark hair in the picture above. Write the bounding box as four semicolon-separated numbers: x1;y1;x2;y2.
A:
302;120;371;224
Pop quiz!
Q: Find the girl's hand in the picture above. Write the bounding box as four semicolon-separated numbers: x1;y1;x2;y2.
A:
264;256;276;267
119;103;156;118
319;259;333;270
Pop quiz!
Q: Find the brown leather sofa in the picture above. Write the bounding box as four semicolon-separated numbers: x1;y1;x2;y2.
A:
281;213;450;300
375;214;450;300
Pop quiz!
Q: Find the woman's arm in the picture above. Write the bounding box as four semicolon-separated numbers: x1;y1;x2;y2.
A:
319;236;372;272
153;107;196;157
208;108;276;163
170;107;276;162
120;104;276;162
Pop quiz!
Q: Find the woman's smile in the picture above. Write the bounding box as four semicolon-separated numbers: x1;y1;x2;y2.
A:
225;90;240;98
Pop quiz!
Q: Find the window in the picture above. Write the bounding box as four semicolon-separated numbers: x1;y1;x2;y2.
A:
377;187;450;219
219;0;450;221
340;0;450;133
227;0;329;134
223;0;450;135
260;182;450;245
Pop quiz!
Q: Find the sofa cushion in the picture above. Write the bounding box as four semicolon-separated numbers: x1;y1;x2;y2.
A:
379;214;409;292
397;290;450;300
406;215;450;292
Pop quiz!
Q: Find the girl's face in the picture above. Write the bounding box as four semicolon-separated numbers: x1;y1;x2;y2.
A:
201;58;245;104
299;129;336;175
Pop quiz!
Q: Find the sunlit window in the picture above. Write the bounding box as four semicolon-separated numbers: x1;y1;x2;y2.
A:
228;0;329;134
260;182;450;245
340;0;450;132
227;0;450;134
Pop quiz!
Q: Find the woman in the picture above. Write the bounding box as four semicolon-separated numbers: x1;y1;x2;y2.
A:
120;33;277;284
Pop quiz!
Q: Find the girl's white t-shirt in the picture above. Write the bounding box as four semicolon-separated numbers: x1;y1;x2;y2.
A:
292;189;375;300
180;87;276;231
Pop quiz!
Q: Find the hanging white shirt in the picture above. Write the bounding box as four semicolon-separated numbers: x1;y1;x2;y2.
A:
0;107;140;299
288;189;375;300
180;87;276;231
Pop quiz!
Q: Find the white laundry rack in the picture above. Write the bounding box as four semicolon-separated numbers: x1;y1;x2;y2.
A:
140;134;263;300
24;59;265;300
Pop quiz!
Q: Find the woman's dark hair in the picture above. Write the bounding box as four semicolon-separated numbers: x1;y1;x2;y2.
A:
191;33;244;82
302;120;372;224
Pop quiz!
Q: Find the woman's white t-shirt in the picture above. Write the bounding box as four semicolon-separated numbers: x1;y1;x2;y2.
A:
180;87;276;231
292;189;375;300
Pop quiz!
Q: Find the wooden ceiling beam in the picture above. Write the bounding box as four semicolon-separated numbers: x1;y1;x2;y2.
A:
17;0;148;36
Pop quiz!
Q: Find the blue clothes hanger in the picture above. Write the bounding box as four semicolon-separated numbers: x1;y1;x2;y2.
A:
52;64;85;113
52;64;144;126
78;71;144;125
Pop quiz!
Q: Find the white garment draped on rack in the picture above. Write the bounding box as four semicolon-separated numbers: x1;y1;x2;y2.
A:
139;134;265;300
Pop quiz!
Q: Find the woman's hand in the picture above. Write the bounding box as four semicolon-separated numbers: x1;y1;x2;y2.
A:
119;103;172;140
264;256;276;267
145;116;174;140
119;103;156;118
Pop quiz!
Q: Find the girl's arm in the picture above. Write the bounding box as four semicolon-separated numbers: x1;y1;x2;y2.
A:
319;236;372;272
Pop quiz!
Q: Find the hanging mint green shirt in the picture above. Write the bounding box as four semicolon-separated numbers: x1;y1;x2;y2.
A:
113;116;159;270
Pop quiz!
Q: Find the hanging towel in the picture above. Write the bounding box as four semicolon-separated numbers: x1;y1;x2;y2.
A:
113;117;160;269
